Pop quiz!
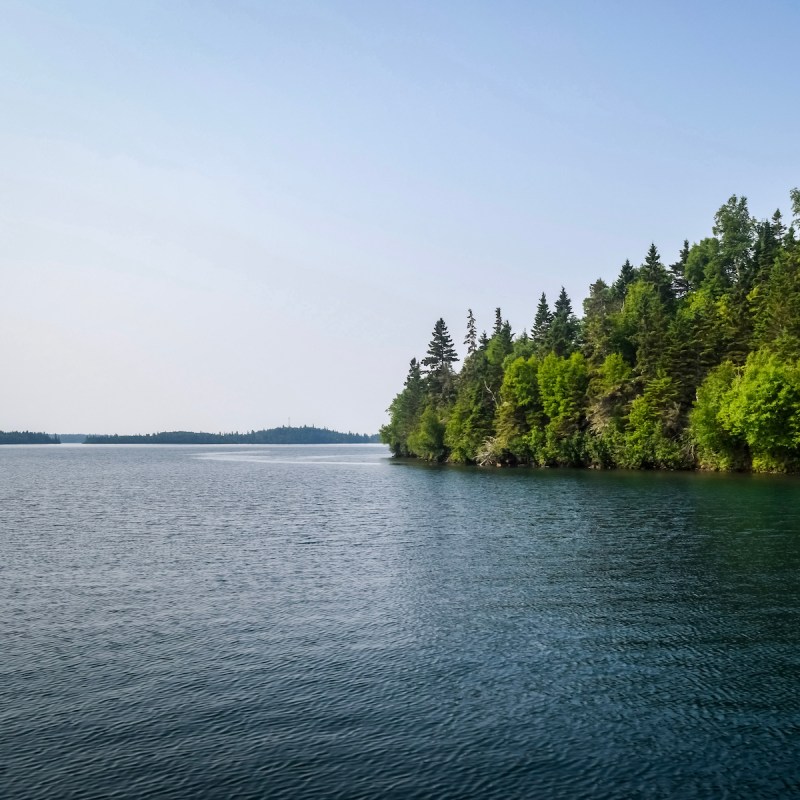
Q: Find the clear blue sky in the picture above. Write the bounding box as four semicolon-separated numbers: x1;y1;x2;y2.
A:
2;0;798;434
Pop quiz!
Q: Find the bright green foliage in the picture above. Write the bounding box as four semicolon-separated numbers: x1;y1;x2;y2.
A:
510;330;535;361
619;373;685;470
484;316;514;402
585;353;634;467
672;288;728;379
535;352;588;465
445;389;487;463
487;321;513;365
690;350;800;473
685;238;722;293
689;361;745;471
617;280;671;380
445;362;494;462
407;405;447;462
718;350;800;472
493;356;541;461
380;358;425;456
588;354;633;427
753;247;800;358
383;188;800;471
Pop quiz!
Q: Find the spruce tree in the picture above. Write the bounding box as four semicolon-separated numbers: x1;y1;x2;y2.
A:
582;279;614;365
493;307;503;336
380;358;425;456
640;243;674;306
669;240;691;298
546;287;579;357
532;293;552;350
771;209;786;243
752;219;781;287
464;309;477;355
612;259;637;300
790;188;800;228
422;318;459;398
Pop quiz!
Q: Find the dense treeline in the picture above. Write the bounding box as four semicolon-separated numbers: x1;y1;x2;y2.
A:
0;431;60;444
381;190;800;473
85;426;379;444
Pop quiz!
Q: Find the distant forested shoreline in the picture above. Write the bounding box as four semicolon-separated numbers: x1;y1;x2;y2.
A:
0;431;60;444
382;190;800;473
85;426;379;444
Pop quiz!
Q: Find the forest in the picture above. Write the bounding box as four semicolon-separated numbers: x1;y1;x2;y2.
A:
0;431;60;444
381;190;800;473
85;426;379;444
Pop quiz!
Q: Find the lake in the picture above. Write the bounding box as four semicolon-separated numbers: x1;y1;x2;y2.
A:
1;444;799;798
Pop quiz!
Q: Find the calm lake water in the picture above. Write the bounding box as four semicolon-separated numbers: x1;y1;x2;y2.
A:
1;444;799;799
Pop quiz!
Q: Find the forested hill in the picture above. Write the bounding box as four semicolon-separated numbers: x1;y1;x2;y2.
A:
0;431;60;444
382;190;800;473
84;426;379;444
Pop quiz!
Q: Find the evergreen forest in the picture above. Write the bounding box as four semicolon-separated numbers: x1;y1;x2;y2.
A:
381;190;800;473
85;426;379;444
0;431;60;444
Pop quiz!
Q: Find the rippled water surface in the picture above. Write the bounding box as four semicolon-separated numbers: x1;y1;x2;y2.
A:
2;444;800;798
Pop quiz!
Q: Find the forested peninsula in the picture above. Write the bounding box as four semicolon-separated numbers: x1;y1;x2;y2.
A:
0;431;60;444
85;426;379;444
381;190;800;473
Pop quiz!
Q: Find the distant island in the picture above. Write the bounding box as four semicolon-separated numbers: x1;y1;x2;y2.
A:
84;426;380;445
59;434;88;443
0;431;60;444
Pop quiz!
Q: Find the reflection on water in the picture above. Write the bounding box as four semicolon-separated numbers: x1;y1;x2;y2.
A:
1;445;799;799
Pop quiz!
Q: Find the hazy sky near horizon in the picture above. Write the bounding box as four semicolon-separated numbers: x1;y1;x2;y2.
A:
2;0;798;434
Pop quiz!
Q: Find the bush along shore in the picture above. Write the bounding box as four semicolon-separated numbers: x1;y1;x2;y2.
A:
381;190;800;473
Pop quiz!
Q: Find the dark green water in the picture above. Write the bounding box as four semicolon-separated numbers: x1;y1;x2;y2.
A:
1;444;799;798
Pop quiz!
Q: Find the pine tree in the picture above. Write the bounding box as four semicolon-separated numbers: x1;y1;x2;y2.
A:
405;357;422;390
464;309;477;355
640;243;674;306
493;307;503;336
422;318;459;398
790;188;800;229
612;259;637;300
669;240;690;298
771;209;786;243
752;218;781;287
582;279;614;366
546;287;579;357
486;318;514;395
380;358;425;456
532;293;552;350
